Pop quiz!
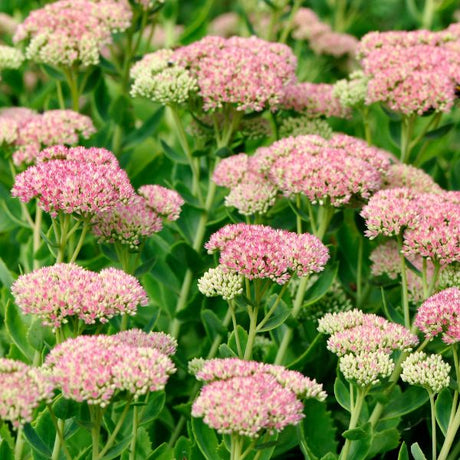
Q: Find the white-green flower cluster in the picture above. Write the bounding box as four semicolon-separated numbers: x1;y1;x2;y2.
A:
401;352;451;393
198;266;243;300
0;45;24;71
130;49;197;105
438;264;460;291
333;71;369;109
188;357;206;376
339;351;394;387
279;115;333;139
0;118;18;145
317;309;365;335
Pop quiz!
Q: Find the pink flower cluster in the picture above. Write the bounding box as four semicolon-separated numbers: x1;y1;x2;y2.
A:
191;358;326;437
0;109;95;166
358;29;460;114
415;287;460;344
254;134;390;207
14;0;132;67
11;145;134;217
0;359;54;428
171;36;297;111
382;164;442;194
205;223;329;284
318;309;418;356
44;332;176;406
281;82;351;118
12;263;149;329
292;8;358;57
92;185;183;248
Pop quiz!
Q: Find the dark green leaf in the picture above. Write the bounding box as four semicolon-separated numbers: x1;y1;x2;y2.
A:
218;343;237;358
410;442;427;460
228;325;248;358
53;398;80;420
109;95;133;126
123;108;165;149
201;309;228;341
23;424;52;458
215;147;232;158
257;295;290;333
346;436;371;460
147;442;174;460
304;263;338;307
27;318;49;350
191;417;220;460
40;64;64;80
101;435;132;460
398;442;409;460
174;436;192;460
134;256;156;277
388;120;401;148
0;440;13;460
342;422;371;440
0;258;14;288
334;374;350;412
380;386;429;420
424;123;454;140
367;428;400;457
191;149;208;157
435;388;453;436
161;139;188;164
81;67;102;94
140;392;165;426
93;79;110;121
5;301;34;361
381;105;402;121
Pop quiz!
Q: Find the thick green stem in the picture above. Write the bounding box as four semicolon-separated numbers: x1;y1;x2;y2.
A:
33;207;42;270
14;427;24;460
279;0;303;43
274;276;309;365
341;388;367;460
422;0;435;29
69;220;88;263
231;433;243;460
356;238;363;307
400;115;415;164
64;68;80;112
296;195;302;234
49;406;72;460
397;234;410;329
316;205;333;240
231;305;243;358
90;406;102;460
438;403;460;460
129;406;139;460
243;305;259;360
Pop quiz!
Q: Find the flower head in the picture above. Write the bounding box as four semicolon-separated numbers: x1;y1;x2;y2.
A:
205;223;329;284
138;184;184;221
383;164;442;194
14;0;132;67
0;359;54;428
197;265;243;300
401;352;451;393
0;45;24;71
339;352;394;387
415;287;460;344
12;263;148;329
171;36;297;112
333;71;369;109
45;334;175;405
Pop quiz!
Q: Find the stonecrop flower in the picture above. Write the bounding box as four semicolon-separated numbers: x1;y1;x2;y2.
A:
192;358;326;437
415;287;460;344
339;352;394;387
361;187;419;239
401;352;451;393
198;265;244;300
0;359;54;428
14;0;132;67
138;185;184;221
358;29;460;115
12;263;149;329
0;110;96;166
114;329;177;356
45;333;176;406
281;82;350;118
170;35;297;111
11;146;134;217
279;116;333;139
205;223;329;284
333;71;369;109
0;45;24;72
402;192;460;266
317;309;366;335
382;164;442;194
130;49;198;105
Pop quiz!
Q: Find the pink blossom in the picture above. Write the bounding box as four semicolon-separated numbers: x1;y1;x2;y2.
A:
212;154;250;188
45;334;176;405
171;36;297;112
383;164;442;193
0;359;54;428
114;329;177;356
138;184;184;221
415;287;460;344
11;147;134;217
281;83;351;118
14;0;132;67
205;223;329;284
12;263;148;329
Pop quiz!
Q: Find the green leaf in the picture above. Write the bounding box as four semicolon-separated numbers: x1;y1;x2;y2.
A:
0;258;14;288
161;139;188;164
40;64;64;80
398;442;409;460
134;256;156;277
201;309;228;341
53;398;80;420
424;123;454;140
367;428;400;457
101;435;132;460
389;120;401;148
218;343;237;358
381;105;402;121
81;67;101;94
191;417;220;460
342;422;371;440
435;388;453;436
174;436;192;460
215;147;232;158
121;427;151;460
123;108;165;149
180;0;214;44
27;318;49;350
346;436;371;460
147;442;174;460
139;392;165;426
0;423;14;449
0;440;14;460
302;399;338;457
410;442;427;460
93;80;110;121
380;386;429;420
228;325;248;358
23;424;52;458
257;295;290;333
304;263;338;307
334;374;350;412
5;301;34;361
109;95;133;127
